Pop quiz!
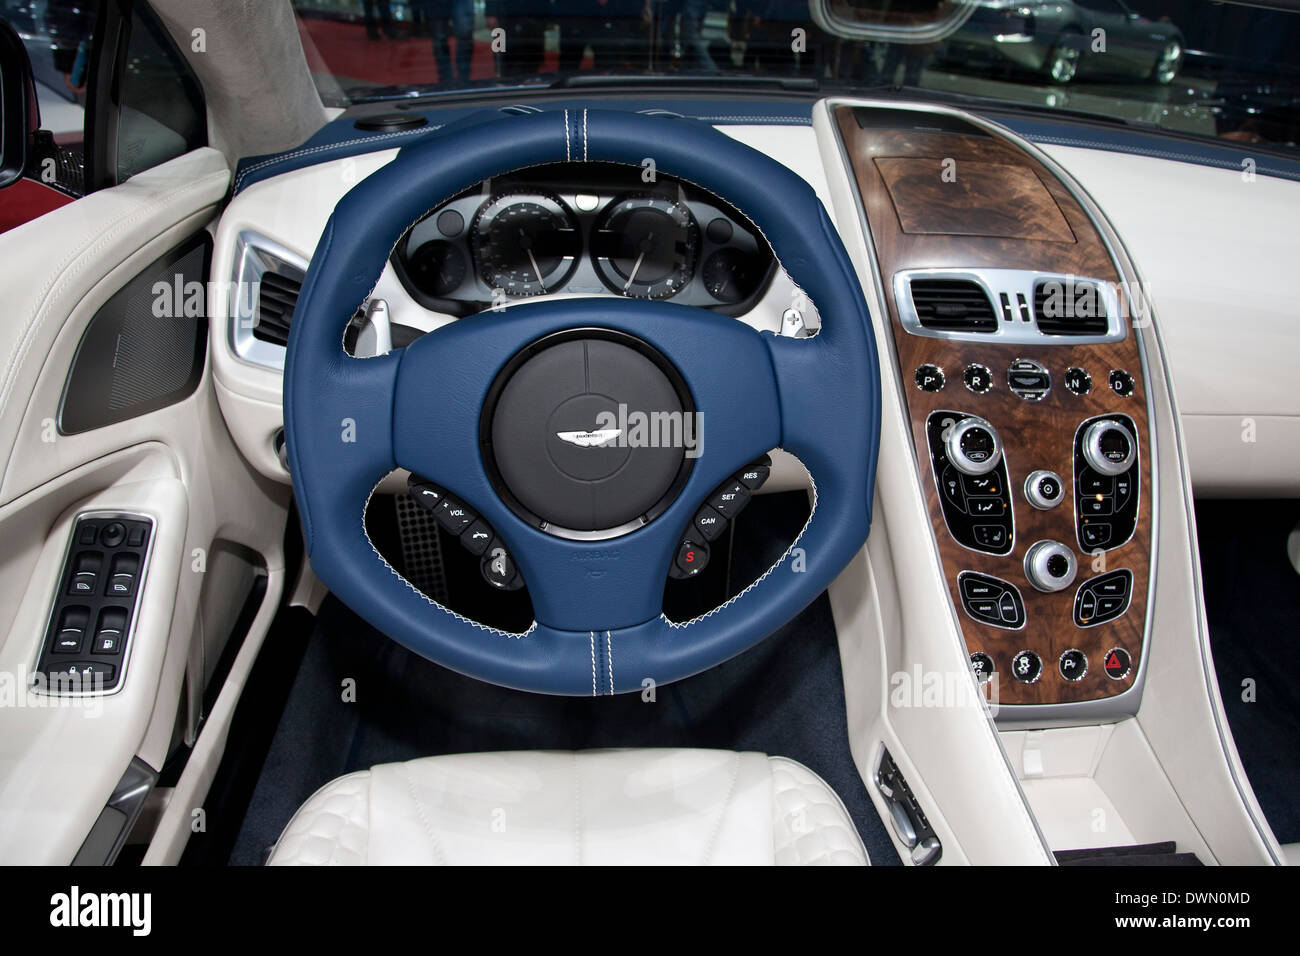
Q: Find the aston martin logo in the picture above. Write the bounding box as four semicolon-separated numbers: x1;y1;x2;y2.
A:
555;427;622;448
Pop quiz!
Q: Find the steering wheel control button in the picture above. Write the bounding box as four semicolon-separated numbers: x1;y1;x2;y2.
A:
962;364;992;394
914;364;945;392
1011;650;1043;684
969;652;995;685
481;542;522;591
1065;367;1093;395
1006;359;1050;401
957;572;1025;628
735;455;772;491
927;412;1014;556
944;416;1002;476
1082;419;1137;476
433;497;477;535
670;538;709;579
1058;649;1088;682
1024;540;1078;593
486;333;692;536
407;477;446;511
693;505;727;542
1073;569;1133;626
1024;470;1064;510
708;481;750;519
460;520;495;556
1103;647;1133;680
1109;368;1135;397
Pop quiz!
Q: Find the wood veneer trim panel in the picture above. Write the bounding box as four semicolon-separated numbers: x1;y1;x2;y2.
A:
834;105;1151;705
875;157;1077;242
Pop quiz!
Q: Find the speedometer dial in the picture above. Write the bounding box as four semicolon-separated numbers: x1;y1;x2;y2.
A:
591;194;699;299
471;192;580;297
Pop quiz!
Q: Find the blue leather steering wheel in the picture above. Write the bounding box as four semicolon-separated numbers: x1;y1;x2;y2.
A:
284;109;880;695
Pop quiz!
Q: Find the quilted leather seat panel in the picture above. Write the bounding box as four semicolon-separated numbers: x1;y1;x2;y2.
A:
268;749;868;866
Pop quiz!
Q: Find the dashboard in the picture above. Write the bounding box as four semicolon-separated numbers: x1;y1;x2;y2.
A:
391;163;776;317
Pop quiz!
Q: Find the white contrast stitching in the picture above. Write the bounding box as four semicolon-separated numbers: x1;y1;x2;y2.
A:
582;108;588;161
232;125;442;192
606;630;613;695
362;477;536;639
665;451;817;630
700;752;743;864
589;631;597;696
564;109;571;161
401;764;449;865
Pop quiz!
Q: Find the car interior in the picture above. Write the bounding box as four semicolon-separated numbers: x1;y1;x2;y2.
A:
0;0;1297;874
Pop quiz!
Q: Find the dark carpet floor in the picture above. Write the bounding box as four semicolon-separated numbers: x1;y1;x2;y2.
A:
1195;498;1300;845
230;493;899;866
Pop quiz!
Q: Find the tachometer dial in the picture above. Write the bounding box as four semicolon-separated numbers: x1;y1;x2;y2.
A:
471;192;580;297
591;194;699;299
702;248;763;304
407;239;467;298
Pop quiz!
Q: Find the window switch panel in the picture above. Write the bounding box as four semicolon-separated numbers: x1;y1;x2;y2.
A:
34;514;153;695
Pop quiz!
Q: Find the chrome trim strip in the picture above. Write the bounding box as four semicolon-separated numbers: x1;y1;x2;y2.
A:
229;230;310;372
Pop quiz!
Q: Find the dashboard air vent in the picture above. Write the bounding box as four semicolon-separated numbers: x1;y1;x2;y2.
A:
1033;280;1108;335
254;271;302;347
909;278;998;332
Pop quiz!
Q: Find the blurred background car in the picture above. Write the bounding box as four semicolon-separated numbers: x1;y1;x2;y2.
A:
940;0;1184;85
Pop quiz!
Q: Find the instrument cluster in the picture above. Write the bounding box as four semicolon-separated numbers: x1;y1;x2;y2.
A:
392;164;775;316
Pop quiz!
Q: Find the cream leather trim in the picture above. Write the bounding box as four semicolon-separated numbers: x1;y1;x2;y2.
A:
267;750;868;866
0;148;230;503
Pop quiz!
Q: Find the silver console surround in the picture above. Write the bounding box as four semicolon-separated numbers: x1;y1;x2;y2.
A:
893;267;1126;345
230;230;310;372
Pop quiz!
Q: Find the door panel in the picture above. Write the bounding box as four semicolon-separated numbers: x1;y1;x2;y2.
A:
0;148;291;863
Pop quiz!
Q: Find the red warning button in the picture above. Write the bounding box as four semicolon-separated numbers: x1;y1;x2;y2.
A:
1103;647;1132;680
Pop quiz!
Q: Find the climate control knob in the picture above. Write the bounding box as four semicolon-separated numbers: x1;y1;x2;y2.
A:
1081;419;1137;476
944;417;1003;476
1024;540;1078;593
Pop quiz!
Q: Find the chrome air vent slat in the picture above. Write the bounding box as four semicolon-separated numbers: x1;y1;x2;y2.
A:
909;278;998;332
894;268;1126;345
253;272;303;347
1033;279;1109;336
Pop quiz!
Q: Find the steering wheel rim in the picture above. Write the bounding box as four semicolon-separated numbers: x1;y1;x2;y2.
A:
284;108;881;695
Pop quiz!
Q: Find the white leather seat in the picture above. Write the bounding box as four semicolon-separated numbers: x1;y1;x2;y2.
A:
267;748;869;866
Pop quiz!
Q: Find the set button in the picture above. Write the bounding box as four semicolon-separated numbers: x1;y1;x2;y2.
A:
671;455;771;580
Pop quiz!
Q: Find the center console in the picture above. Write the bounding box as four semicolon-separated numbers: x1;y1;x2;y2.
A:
834;106;1153;711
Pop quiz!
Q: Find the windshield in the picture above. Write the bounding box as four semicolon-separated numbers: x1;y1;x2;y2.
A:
293;1;1299;150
